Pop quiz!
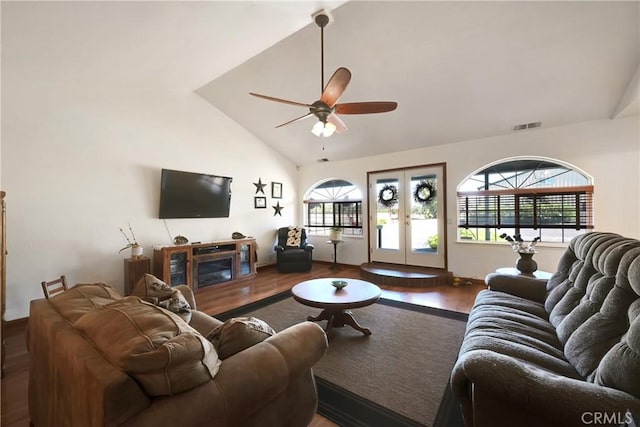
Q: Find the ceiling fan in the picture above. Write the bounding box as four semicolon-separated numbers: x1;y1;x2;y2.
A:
249;10;398;137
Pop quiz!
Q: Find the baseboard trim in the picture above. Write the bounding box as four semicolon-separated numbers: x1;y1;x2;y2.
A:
257;261;357;270
3;317;28;331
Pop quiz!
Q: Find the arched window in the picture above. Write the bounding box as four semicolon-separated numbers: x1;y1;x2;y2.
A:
304;179;363;236
457;157;594;243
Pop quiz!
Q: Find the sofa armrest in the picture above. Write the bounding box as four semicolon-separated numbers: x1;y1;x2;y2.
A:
451;350;640;427
213;321;327;420
29;299;150;427
303;243;314;252
484;273;547;303
274;244;285;252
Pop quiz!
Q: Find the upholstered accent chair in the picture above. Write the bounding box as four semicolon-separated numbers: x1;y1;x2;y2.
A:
274;226;314;273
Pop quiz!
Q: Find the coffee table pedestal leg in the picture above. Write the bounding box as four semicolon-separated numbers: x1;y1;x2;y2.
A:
307;309;372;336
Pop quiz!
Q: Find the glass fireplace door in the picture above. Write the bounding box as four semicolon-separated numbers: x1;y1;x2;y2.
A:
193;255;234;288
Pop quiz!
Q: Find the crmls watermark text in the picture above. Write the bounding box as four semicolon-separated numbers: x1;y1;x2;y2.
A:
581;411;635;425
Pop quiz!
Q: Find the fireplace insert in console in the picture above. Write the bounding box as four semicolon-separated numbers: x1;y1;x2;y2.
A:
193;254;235;288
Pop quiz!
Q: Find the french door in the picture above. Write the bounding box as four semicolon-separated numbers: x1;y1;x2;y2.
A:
368;164;446;269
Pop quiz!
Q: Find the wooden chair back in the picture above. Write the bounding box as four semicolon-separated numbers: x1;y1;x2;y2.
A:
41;275;68;299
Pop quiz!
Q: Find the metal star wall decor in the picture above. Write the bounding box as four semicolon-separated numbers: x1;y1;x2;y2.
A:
253;178;266;194
272;202;283;216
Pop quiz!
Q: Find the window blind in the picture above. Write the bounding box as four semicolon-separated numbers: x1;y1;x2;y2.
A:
457;186;594;230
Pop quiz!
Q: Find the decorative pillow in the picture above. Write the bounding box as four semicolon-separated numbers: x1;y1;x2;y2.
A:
73;296;220;396
209;316;275;360
48;282;122;323
132;273;192;323
286;226;302;248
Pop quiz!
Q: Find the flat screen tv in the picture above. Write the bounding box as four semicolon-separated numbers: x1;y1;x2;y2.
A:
159;168;232;219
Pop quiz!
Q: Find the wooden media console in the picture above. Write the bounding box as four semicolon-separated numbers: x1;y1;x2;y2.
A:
153;238;257;291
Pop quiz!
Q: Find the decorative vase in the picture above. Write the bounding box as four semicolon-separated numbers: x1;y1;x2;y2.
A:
516;252;537;274
131;245;143;259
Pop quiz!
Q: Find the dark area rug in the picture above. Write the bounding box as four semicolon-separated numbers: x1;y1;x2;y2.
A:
217;292;467;427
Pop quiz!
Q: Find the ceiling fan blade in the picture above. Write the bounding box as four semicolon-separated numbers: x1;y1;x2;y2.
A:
275;112;313;128
249;92;311;108
327;114;348;134
335;101;398;115
321;67;352;107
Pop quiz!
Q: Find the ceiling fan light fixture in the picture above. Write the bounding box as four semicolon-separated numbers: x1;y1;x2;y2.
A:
250;10;397;137
311;121;324;136
323;121;337;137
311;120;336;137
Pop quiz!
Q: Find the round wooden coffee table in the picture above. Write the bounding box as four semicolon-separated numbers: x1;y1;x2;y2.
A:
291;278;381;336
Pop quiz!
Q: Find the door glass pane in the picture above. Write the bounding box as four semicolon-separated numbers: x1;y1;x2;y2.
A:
409;174;438;254
376;178;400;250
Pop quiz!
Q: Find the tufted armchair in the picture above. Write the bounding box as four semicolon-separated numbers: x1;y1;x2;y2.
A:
274;226;314;273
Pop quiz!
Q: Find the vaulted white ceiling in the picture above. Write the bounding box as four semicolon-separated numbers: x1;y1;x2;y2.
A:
197;1;639;165
4;1;638;167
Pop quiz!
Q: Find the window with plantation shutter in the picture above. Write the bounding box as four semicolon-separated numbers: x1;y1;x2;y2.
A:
457;158;594;243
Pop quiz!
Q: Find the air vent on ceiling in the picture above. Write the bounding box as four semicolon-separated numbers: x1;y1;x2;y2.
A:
512;121;542;131
318;158;330;163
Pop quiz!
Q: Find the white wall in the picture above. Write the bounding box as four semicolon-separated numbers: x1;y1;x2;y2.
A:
1;2;306;320
299;117;640;278
2;85;298;321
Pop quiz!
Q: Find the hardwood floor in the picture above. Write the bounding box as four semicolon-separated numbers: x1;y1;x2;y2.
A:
1;320;29;427
0;263;484;427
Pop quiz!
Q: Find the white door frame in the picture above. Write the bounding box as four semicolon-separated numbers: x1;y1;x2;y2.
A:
367;163;447;269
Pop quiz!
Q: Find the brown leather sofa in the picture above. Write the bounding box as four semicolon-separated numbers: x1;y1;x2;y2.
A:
451;232;640;427
28;281;328;427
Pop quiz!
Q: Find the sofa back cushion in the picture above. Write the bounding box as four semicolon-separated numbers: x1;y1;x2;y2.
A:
544;233;617;326
48;282;122;323
543;232;640;387
591;250;640;398
560;241;640;378
73;296;220;396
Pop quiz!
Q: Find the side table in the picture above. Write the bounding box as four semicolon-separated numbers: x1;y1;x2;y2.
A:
326;240;343;270
124;256;151;295
495;267;552;281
